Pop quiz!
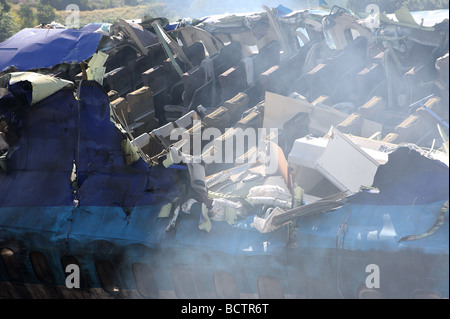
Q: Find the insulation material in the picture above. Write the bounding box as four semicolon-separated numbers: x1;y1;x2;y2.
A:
9;72;74;105
209;198;243;225
246;184;292;209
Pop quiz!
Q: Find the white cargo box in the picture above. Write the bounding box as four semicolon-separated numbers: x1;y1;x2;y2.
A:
288;127;389;194
288;136;328;169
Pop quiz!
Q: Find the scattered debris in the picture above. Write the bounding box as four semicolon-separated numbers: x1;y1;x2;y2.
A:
0;3;448;299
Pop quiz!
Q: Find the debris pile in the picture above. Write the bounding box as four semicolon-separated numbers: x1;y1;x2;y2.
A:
0;4;448;237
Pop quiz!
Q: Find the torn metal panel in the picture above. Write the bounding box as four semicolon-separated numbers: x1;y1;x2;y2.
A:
175;26;224;56
152;21;187;77
271;191;348;226
0;27;103;72
114;19;157;56
251;206;286;233
322;9;372;50
398;201;448;242
349;145;449;206
8;72;74;105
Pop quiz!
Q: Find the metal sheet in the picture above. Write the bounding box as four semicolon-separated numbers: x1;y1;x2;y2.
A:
0;27;103;72
314;126;380;194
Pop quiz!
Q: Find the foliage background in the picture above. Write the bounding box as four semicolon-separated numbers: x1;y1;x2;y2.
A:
0;0;449;42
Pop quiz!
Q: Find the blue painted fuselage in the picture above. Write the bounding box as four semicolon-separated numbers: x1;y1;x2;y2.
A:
0;81;448;299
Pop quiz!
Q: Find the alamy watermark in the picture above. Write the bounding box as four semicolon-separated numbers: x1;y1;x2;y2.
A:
365;264;380;289
65;4;80;29
365;4;380;29
65;264;80;289
168;121;280;174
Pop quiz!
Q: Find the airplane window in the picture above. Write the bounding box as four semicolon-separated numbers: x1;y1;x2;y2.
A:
410;289;442;299
171;268;199;298
30;251;54;284
257;275;285;299
0;248;21;280
357;287;385;299
132;262;159;299
95;260;120;295
212;271;240;299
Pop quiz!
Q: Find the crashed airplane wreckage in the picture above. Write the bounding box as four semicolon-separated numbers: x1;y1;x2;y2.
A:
0;5;448;299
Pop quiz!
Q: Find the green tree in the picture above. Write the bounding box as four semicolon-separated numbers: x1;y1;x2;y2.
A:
37;3;56;25
0;0;11;12
18;4;37;28
0;4;20;43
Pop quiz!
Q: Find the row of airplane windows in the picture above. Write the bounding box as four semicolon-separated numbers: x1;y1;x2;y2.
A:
0;247;285;298
1;247;443;299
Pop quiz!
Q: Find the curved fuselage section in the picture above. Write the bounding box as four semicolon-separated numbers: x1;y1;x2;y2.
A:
0;81;448;299
0;198;448;299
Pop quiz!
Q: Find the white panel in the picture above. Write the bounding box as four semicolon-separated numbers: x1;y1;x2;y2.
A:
314;127;380;193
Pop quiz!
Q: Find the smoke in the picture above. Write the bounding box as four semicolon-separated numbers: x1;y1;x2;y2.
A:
163;0;316;19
